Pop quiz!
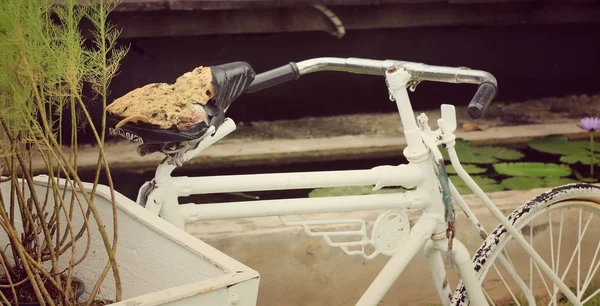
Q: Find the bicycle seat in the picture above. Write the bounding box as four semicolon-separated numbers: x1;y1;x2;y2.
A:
107;61;255;144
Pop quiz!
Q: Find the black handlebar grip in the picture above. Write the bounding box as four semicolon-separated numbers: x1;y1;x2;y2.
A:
245;62;300;93
466;82;498;120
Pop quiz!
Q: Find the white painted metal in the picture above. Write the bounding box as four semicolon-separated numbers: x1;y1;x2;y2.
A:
447;148;583;305
180;191;425;221
449;181;536;305
424;239;453;306
356;215;439;306
440;104;457;133
176;163;421;195
371;209;410;256
385;67;427;156
425;238;489;306
0;175;259;305
279;216;379;259
110;272;259;306
447;239;488;306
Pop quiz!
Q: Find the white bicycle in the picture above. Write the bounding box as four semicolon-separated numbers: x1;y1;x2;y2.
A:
108;58;600;305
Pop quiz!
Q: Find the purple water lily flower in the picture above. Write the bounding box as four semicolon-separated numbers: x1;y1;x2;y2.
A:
579;117;600;131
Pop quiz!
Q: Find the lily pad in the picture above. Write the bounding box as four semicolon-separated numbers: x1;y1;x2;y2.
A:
543;177;579;186
529;135;600;154
441;139;524;164
449;175;504;194
445;164;487;175
559;153;600;165
476;146;526;161
501;177;578;191
493;162;571;178
309;185;406;198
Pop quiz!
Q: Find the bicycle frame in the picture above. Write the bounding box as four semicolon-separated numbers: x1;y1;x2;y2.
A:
136;58;583;306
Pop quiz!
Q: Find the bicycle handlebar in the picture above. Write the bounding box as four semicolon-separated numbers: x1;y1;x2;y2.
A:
245;57;498;119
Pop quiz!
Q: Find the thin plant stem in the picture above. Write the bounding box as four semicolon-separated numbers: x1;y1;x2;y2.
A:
0;239;18;304
0;291;11;306
591;131;596;177
0;219;46;305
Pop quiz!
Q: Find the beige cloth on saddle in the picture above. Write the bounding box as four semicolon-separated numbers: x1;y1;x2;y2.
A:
107;66;215;131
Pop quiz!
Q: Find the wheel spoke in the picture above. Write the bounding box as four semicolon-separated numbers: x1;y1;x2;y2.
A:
457;195;600;306
551;208;595;299
581;237;600;297
551;210;565;305
577;208;582;294
493;263;521;306
531;217;535;295
581;243;600;299
530;251;552;300
483;287;497;306
581;287;600;304
556;210;564;273
549;210;555;283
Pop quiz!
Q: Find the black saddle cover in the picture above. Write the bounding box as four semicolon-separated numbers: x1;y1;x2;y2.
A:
107;61;255;144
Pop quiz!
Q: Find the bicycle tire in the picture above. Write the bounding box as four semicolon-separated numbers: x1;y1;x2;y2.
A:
452;183;600;305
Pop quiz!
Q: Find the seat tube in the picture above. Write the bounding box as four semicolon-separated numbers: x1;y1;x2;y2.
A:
385;67;426;157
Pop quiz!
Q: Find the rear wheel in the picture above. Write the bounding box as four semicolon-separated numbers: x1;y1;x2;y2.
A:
453;183;600;305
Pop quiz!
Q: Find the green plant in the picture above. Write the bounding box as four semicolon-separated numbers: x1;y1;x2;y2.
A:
0;0;127;305
449;175;504;194
577;117;600;177
441;139;524;164
529;135;600;166
500;177;577;190
493;162;572;178
308;185;406;198
445;164;487;175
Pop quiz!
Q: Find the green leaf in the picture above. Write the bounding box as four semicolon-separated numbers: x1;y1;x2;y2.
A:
477;146;525;161
445;164;487;175
501;177;543;190
501;177;578;191
441;138;524;164
560;153;600;165
308;185;406;198
529;135;600;155
542;177;578;187
581;177;599;183
449;175;504;194
493;162;571;178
